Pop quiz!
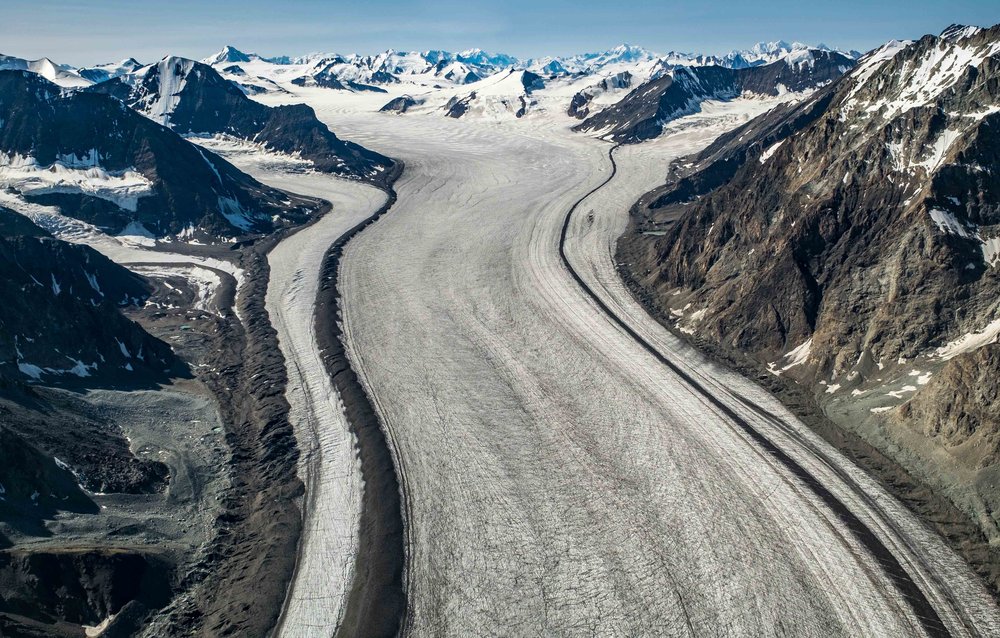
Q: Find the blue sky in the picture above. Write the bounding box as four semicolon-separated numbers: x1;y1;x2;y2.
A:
2;0;997;66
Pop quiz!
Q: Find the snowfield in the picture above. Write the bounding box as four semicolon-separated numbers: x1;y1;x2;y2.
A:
241;81;1000;636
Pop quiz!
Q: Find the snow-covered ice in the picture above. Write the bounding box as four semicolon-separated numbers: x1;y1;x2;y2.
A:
250;77;1000;636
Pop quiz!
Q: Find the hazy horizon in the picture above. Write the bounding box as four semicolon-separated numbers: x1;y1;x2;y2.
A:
0;0;997;66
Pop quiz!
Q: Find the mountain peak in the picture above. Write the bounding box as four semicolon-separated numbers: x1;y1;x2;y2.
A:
940;24;983;42
203;45;253;65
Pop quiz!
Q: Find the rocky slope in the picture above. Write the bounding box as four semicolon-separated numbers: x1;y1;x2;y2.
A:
575;49;855;141
620;24;1000;544
0;207;177;384
0;208;188;635
0;70;316;239
89;57;395;184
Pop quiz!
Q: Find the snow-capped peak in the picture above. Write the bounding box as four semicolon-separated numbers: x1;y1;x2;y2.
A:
202;45;254;65
455;48;519;68
940;24;983;42
0;53;92;88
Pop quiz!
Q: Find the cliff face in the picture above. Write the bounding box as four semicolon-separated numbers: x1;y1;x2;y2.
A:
621;25;1000;541
894;344;1000;468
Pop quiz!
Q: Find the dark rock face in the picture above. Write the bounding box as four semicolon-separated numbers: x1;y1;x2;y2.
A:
444;93;474;118
89;58;395;184
575;50;854;141
643;87;838;209
567;71;635;119
567;91;592;119
621;24;1000;543
0;70;313;238
521;70;545;93
895;344;1000;465
0;425;97;517
0;391;170;497
0;548;174;632
0;208;177;384
633;28;1000;379
379;95;420;113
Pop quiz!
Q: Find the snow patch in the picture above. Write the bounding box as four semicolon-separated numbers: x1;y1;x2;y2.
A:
915;128;962;172
887;385;918;399
117;220;158;247
759;140;785;163
928;208;973;238
935;316;1000;360
0;151;152;212
981;237;1000;267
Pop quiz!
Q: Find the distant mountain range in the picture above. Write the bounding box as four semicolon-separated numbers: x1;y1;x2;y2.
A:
0;40;861;92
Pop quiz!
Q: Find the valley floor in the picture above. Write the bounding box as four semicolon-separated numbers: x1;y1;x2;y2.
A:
249;89;1000;636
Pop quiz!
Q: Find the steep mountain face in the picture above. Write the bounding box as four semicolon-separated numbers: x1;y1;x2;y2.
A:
91;57;395;182
0;208;177;384
0;70;313;238
575;49;855;141
621;25;1000;539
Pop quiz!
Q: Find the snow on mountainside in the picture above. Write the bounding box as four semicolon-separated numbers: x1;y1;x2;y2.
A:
0;70;317;238
441;69;547;118
0;39;857;111
200;39;851;97
574;49;855;140
89;56;396;183
0;38;861;129
78;58;143;84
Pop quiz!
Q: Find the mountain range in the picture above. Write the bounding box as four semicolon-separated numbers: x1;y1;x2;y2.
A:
0;70;321;239
87;57;395;182
1;40;860;92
